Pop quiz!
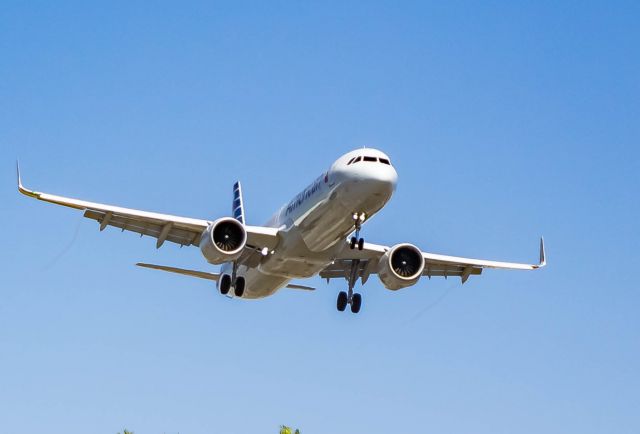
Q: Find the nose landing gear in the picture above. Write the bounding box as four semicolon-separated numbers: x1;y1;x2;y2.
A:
339;213;368;312
349;212;366;251
349;236;365;251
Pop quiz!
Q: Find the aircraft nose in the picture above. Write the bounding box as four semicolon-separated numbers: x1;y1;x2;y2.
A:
363;163;398;198
378;164;398;190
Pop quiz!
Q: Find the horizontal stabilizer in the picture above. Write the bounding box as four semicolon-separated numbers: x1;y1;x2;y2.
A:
136;262;315;290
136;263;220;281
285;283;316;291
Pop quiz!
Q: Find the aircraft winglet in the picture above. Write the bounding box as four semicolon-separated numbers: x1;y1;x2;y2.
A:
538;237;546;268
16;161;22;189
16;161;39;198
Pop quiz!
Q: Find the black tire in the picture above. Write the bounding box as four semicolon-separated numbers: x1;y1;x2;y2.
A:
358;238;364;250
350;237;357;249
351;293;362;313
220;274;231;295
234;276;245;298
337;291;348;311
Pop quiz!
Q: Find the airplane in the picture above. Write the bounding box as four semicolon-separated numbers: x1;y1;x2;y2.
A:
17;148;546;314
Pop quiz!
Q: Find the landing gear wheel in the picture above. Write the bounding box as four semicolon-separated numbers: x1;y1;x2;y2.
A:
351;293;362;313
350;212;367;250
220;274;231;295
234;277;245;298
337;291;348;311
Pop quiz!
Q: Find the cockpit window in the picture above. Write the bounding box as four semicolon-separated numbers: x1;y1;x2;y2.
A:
363;156;376;162
353;156;362;163
347;157;356;165
379;157;391;165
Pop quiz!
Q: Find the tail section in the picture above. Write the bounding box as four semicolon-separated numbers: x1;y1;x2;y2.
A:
232;181;245;224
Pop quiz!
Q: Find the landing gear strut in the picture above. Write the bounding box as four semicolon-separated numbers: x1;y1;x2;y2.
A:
349;212;366;251
336;258;363;313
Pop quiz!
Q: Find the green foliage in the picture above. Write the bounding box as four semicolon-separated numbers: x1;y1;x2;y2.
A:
117;430;133;434
280;425;300;434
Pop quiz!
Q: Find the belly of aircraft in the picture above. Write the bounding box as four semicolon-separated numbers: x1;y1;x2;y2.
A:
297;181;389;251
241;180;392;298
240;267;291;299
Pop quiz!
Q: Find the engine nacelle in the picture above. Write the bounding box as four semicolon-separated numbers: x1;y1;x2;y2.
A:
199;217;247;264
377;243;425;290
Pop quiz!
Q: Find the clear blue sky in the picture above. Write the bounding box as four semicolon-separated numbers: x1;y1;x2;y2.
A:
1;1;639;433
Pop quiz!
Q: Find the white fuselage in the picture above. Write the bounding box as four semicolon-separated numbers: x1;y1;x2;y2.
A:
219;148;398;299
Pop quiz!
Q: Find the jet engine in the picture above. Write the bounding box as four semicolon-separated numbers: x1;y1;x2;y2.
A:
377;243;425;290
200;217;247;264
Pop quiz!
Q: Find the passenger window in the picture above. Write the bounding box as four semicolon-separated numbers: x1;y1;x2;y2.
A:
379;158;390;165
353;156;362;163
363;156;376;162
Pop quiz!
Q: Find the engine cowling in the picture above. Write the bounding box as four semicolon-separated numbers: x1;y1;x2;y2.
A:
377;243;425;290
200;217;247;264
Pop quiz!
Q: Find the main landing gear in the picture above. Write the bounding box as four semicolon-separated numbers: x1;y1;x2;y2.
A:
220;274;232;295
337;290;361;313
234;276;245;297
349;212;366;251
219;262;245;298
336;258;363;314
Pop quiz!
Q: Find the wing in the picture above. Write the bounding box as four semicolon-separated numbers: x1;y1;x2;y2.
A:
322;238;546;284
16;164;279;250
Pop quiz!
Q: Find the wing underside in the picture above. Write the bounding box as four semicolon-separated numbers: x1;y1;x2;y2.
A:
84;209;202;247
323;238;545;285
320;258;483;282
16;164;279;251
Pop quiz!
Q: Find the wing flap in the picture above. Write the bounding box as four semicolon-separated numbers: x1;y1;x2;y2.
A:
320;259;368;279
27;191;210;230
84;210;202;247
423;264;483;283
